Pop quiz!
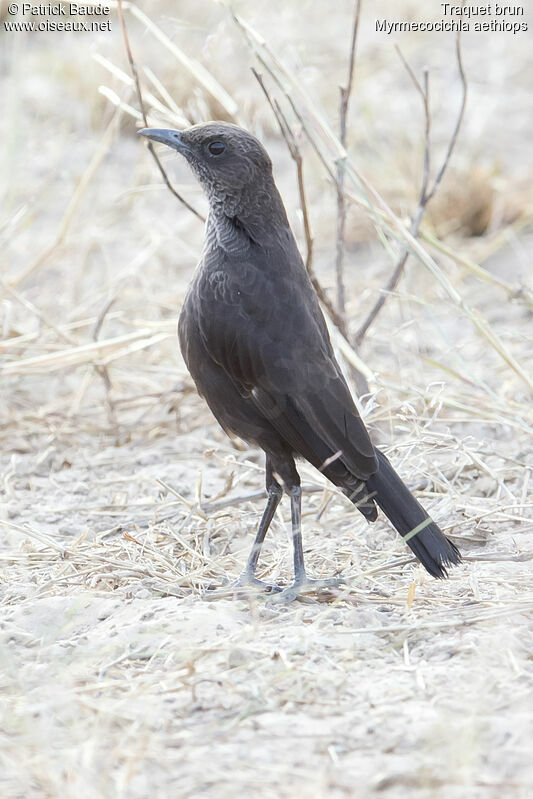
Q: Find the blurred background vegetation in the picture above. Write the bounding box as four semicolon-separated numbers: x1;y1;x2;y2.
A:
2;0;532;429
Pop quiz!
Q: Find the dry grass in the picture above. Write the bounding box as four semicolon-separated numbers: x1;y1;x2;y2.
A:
1;1;533;797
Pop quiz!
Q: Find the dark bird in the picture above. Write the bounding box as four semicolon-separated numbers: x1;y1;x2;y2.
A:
139;122;461;599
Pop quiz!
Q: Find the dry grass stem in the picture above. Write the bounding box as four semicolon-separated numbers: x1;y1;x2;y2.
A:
335;0;362;318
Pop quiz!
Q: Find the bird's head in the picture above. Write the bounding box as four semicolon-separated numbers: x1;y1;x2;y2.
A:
138;122;274;215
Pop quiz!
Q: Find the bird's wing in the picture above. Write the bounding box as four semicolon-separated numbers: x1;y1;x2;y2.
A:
196;256;377;480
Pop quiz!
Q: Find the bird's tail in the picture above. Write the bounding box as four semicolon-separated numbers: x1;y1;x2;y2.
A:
365;449;461;578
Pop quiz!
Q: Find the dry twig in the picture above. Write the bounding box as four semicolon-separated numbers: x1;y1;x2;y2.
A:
335;0;362;319
116;0;205;222
355;35;467;345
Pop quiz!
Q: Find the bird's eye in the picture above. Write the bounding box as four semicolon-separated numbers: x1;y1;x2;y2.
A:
208;141;225;156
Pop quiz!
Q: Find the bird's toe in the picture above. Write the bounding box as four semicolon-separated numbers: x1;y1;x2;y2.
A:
232;572;283;595
269;576;346;603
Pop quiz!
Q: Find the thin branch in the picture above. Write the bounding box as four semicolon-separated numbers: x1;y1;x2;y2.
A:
354;247;408;347
116;0;205;222
355;33;467;345
335;0;362;318
92;295;117;343
255;52;338;184
425;35;467;204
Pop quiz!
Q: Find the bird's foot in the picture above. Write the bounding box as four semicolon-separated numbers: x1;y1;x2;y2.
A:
232;571;283;595
271;575;346;603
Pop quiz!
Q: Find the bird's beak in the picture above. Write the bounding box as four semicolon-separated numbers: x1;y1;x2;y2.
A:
138;128;190;153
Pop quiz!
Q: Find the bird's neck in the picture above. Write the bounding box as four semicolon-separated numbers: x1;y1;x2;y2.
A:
207;182;291;254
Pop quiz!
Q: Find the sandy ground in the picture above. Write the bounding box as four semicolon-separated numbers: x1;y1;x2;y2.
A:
1;1;533;797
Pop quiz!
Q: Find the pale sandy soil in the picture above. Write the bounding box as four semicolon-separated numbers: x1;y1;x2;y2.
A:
1;2;532;797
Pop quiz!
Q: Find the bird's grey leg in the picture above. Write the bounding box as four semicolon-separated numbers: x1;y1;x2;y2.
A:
234;459;283;593
274;485;345;602
290;485;306;581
